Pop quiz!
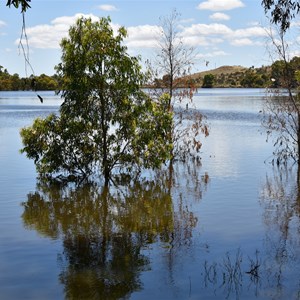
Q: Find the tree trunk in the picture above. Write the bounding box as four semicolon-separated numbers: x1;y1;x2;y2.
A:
102;122;110;185
167;159;173;194
104;167;110;186
100;186;109;263
100;88;110;185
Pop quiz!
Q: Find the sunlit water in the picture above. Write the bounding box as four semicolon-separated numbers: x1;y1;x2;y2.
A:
0;89;299;300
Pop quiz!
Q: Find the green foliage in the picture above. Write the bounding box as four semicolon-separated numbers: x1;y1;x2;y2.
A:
202;74;215;88
240;67;267;88
20;114;96;177
270;56;300;88
20;17;173;183
270;60;286;87
6;0;31;12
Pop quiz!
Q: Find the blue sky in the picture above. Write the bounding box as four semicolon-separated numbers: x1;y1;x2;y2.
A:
0;0;298;76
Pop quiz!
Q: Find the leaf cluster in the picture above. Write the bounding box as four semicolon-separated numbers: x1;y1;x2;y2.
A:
262;0;300;32
20;114;96;177
6;0;31;12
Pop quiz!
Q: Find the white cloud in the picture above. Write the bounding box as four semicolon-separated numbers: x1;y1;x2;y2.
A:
178;22;267;49
197;0;244;11
17;14;161;51
0;20;6;35
180;23;267;40
230;38;264;46
16;13;161;51
15;11;268;57
126;25;161;48
196;50;229;58
182;35;225;47
180;23;233;37
209;13;230;21
233;26;267;38
97;4;118;11
179;18;195;24
230;38;254;46
182;36;210;47
16;14;100;49
51;14;99;27
290;51;300;58
247;21;260;26
208;37;224;44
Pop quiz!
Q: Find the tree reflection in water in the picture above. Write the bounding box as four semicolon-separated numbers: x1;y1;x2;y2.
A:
21;162;208;299
203;165;300;299
20;161;300;299
259;164;300;299
187;164;300;300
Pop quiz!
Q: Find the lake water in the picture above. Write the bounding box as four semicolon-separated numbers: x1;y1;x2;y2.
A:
0;89;300;300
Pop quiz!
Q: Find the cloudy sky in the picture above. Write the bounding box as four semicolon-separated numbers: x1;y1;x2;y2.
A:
0;0;298;76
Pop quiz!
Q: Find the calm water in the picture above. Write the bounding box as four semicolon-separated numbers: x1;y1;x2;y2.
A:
0;89;300;300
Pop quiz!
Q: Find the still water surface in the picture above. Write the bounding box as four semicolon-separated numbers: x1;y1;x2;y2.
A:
0;89;300;299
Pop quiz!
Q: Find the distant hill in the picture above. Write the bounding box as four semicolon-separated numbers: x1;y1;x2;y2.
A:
187;65;271;88
191;65;247;79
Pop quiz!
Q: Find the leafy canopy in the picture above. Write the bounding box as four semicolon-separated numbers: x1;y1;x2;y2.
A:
20;17;173;183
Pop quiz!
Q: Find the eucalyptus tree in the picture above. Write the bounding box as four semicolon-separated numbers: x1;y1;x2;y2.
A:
20;17;173;184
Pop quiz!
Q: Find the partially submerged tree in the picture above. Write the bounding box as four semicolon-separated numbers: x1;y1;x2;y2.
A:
148;9;209;161
20;17;173;184
261;25;300;164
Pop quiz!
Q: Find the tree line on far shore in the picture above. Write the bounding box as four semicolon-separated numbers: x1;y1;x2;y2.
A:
2;55;300;91
0;66;58;91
